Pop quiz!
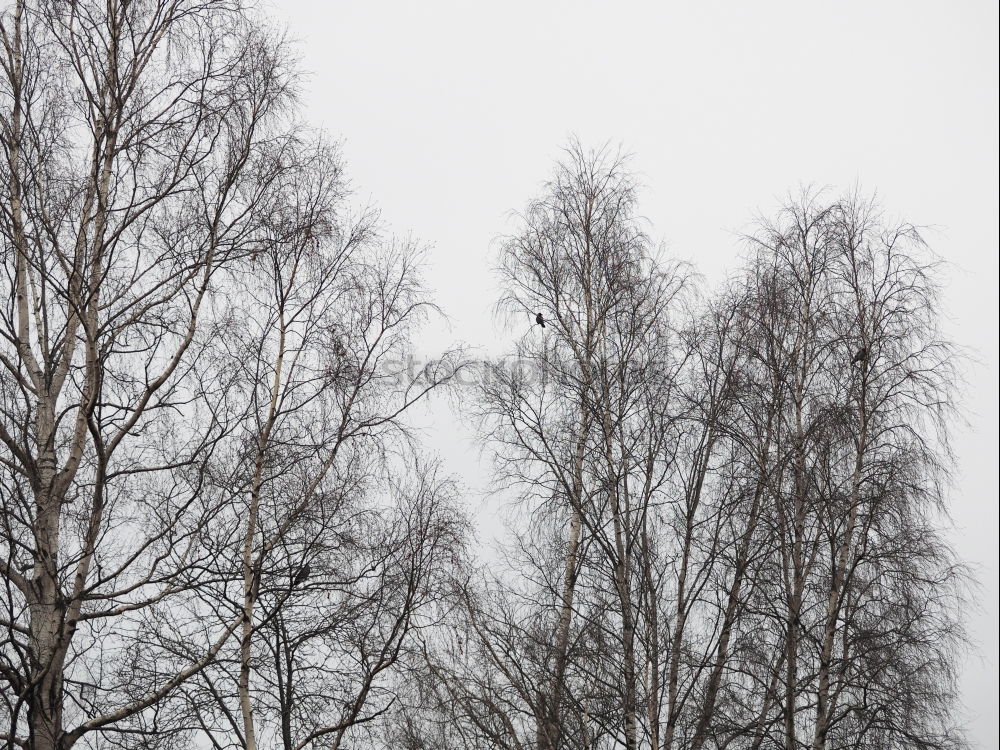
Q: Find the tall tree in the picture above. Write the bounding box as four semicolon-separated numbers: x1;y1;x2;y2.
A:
0;1;302;746
0;2;468;748
403;160;968;750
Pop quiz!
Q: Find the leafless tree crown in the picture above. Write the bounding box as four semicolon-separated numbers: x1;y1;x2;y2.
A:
0;5;969;750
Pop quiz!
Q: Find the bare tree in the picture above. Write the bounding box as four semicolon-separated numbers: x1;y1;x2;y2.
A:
175;162;468;748
0;1;312;747
0;7;971;743
404;143;694;750
704;193;968;750
403;157;968;750
0;2;469;749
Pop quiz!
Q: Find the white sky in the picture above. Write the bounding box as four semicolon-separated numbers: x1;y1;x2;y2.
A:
271;1;998;744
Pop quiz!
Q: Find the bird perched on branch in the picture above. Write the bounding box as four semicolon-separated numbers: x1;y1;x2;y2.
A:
535;312;545;328
292;564;311;586
851;346;868;365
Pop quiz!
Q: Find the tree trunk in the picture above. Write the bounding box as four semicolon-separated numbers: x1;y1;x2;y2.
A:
544;505;582;750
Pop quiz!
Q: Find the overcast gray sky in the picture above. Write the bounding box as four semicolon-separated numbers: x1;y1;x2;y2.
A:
271;1;998;745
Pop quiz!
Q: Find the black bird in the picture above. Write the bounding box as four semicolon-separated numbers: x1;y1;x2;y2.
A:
851;346;868;365
535;312;545;328
292;564;311;586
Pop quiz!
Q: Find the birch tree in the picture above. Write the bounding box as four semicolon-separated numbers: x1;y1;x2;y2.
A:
0;1;307;746
403;166;968;750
